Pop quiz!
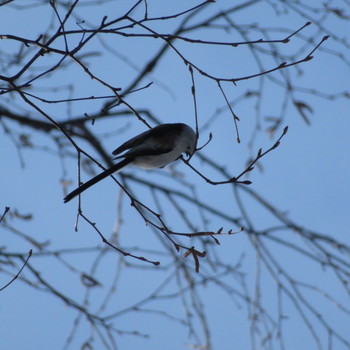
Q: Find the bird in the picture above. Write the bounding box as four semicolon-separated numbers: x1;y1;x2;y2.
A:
63;123;196;203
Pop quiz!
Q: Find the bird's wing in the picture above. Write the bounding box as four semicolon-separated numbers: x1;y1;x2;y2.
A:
112;124;179;159
112;129;152;156
115;142;173;159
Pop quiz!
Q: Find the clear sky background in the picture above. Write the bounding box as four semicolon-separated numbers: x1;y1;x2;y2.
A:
1;1;350;350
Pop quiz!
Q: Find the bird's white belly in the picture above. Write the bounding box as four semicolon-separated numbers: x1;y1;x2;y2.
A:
132;150;180;169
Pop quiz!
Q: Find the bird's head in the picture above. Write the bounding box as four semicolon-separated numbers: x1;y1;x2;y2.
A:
181;124;196;158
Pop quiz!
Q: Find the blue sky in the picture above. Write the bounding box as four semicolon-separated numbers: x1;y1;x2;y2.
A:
1;1;350;349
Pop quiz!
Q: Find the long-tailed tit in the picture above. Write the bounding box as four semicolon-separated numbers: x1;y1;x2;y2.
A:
64;123;196;203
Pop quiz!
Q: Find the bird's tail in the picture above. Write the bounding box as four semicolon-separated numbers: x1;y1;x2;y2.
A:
64;158;132;203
